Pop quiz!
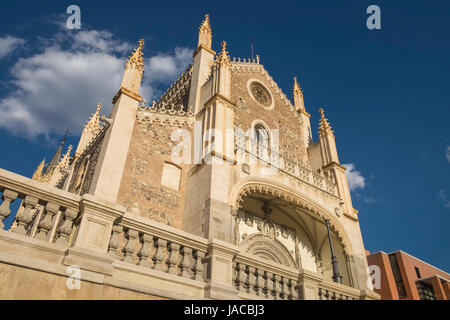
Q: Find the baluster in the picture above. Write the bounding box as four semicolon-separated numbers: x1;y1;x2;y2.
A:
248;266;257;295
153;238;167;271
193;250;205;281
281;276;288;300
236;263;247;292
167;242;181;275
255;268;265;297
180;246;193;278
35;202;59;240
232;261;237;287
108;225;123;259
274;274;281;300
123;229;138;264
28;205;43;238
14;195;38;235
0;190;18;229
324;289;330;300
318;287;323;300
55;208;78;245
290;279;298;300
235;263;242;291
138;234;153;268
266;272;274;299
331;291;337;300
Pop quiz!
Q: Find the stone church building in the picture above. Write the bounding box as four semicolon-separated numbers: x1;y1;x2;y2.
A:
0;15;378;300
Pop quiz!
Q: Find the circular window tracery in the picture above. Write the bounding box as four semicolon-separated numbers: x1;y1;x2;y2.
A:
249;82;272;107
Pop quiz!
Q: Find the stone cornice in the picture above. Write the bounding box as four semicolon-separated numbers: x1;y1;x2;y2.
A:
322;161;347;171
80;193;125;221
112;87;142;104
298;109;311;118
193;44;216;57
206;238;240;258
344;212;359;222
204;93;237;109
343;208;359;222
210;150;237;165
0;168;80;210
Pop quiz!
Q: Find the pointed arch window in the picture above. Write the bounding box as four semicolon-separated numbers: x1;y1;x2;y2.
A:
253;123;270;160
254;124;269;146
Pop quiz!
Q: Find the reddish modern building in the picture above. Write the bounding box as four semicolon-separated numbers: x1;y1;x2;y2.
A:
366;250;450;300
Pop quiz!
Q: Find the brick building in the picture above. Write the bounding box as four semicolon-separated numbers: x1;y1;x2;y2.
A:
366;250;449;300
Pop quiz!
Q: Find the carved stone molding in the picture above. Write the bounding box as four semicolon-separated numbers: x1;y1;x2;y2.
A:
230;180;352;255
240;233;297;269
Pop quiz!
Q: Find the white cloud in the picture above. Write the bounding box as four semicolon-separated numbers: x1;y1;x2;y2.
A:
446;146;450;163
145;47;192;84
438;190;450;209
140;47;192;100
0;36;25;59
363;196;382;204
70;30;132;54
343;163;366;191
0;29;192;139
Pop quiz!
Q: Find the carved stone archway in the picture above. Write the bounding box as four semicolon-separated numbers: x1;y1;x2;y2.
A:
230;178;354;256
240;233;297;268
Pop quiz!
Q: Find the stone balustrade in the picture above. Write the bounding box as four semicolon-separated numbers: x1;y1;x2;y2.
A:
231;56;261;65
234;131;338;196
318;280;361;300
110;213;208;283
0;168;80;245
0;168;375;299
232;252;299;300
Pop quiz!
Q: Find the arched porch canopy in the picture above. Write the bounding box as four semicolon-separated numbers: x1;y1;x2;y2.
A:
229;177;354;257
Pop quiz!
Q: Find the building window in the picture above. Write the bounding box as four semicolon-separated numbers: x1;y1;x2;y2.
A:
246;78;275;109
253;123;270;160
254;124;269;146
415;267;421;279
389;253;407;298
416;281;436;300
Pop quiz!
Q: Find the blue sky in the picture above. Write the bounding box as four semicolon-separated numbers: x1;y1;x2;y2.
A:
0;1;449;271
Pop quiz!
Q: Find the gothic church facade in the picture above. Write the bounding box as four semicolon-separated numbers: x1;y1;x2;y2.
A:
0;15;378;300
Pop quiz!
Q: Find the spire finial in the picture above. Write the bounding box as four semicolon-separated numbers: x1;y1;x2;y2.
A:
75;103;103;157
318;108;334;136
84;103;102;133
32;158;46;181
293;77;305;111
198;14;212;49
216;40;231;66
125;39;145;74
45;139;64;176
58;145;73;170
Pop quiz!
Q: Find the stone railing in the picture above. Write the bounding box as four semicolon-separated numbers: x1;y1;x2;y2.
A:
109;213;208;283
0;168;80;245
0;168;375;300
231;56;261;65
232;252;299;300
234;131;338;196
317;280;361;300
